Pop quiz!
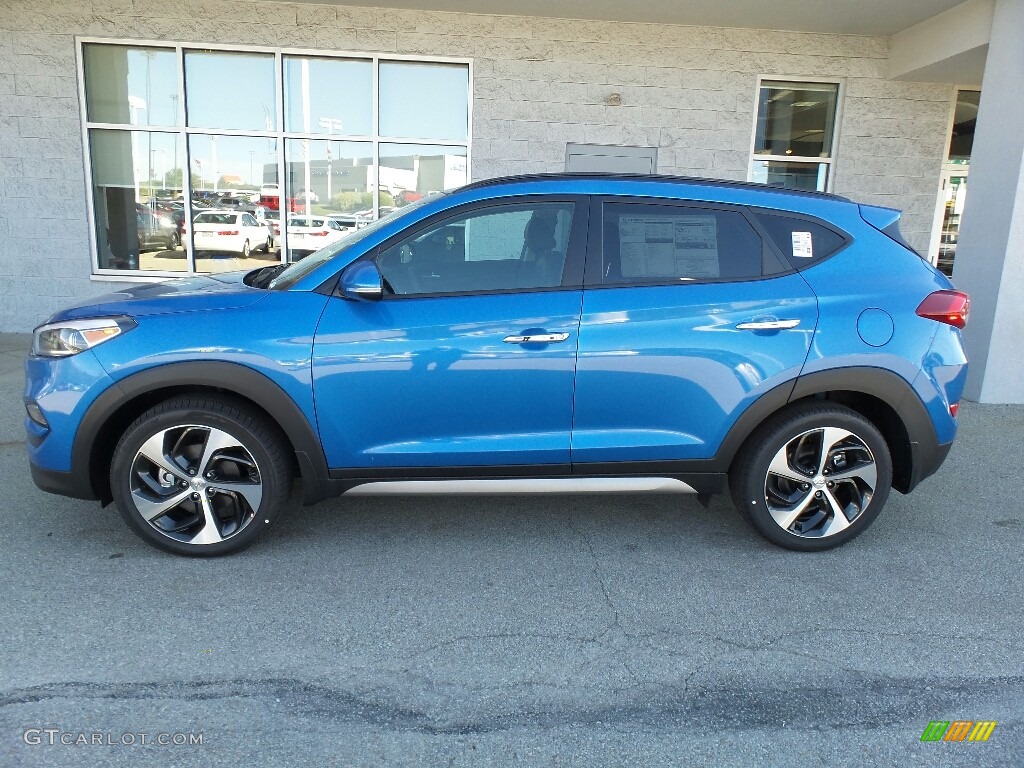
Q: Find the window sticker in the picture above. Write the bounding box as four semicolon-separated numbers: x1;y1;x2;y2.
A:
792;231;814;258
619;214;719;278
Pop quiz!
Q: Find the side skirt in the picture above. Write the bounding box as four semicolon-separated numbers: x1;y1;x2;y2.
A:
343;477;700;496
319;465;726;500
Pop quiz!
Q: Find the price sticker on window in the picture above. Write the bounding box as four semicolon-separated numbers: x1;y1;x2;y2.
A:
791;231;814;259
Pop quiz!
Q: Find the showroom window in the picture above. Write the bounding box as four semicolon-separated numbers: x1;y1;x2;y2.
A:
78;40;471;277
748;79;841;193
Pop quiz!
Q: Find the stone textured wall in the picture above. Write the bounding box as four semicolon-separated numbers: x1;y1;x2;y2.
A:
0;0;954;331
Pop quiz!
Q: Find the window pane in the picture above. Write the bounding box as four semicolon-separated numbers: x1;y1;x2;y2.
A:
284;139;374;260
380;143;467;214
185;50;276;131
749;159;829;192
948;90;980;163
378;203;574;295
379;62;469;141
84;44;179;126
284;56;372;136
187;134;280;273
754;80;838;158
752;211;847;269
602;204;762;283
89;129;187;272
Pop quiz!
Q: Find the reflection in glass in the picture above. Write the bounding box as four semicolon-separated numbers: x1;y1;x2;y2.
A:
379;62;469;141
937;174;967;276
187;134;281;273
185;50;276;131
285;139;374;222
749;160;828;192
84;45;179;126
284;56;373;137
89;129;187;272
947;90;980;163
754;81;838;158
380;143;467;213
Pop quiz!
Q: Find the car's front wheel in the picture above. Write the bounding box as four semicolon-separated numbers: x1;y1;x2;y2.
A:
110;397;291;556
730;403;892;551
241;240;251;258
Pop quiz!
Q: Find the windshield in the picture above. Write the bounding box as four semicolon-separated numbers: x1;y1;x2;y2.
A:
269;193;444;291
194;212;237;224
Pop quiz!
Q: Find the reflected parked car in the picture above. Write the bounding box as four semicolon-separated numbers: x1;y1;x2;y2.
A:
286;215;349;259
191;210;270;257
136;210;179;253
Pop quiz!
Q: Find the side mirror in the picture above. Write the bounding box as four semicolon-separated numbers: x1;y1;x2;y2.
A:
338;260;383;301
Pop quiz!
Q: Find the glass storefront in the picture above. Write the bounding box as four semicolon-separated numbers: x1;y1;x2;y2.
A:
80;41;471;276
934;90;980;275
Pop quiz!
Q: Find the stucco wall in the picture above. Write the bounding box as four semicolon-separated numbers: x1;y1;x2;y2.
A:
0;0;953;332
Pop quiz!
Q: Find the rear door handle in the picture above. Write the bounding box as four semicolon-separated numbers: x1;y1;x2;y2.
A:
503;333;570;344
736;319;801;331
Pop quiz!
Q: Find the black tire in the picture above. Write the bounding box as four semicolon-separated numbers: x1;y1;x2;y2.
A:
729;403;892;552
241;240;251;258
110;396;292;556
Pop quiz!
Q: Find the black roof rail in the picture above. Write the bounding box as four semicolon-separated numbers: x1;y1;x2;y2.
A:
458;172;851;202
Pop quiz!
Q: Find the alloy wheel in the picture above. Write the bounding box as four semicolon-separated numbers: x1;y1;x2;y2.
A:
129;425;263;546
763;426;877;538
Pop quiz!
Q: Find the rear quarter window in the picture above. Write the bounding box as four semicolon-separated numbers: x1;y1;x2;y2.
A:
751;211;848;270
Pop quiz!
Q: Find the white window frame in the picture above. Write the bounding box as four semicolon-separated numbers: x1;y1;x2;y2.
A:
75;37;473;281
746;75;845;194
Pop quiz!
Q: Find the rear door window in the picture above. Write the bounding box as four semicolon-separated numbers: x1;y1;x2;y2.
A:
597;202;768;284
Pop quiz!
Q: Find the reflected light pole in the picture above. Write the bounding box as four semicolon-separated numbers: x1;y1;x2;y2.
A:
127;95;146;203
318;117;343;204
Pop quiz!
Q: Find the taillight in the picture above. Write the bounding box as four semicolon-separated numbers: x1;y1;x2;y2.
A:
916;290;969;328
217;230;239;236
310;231;329;236
949;402;960;418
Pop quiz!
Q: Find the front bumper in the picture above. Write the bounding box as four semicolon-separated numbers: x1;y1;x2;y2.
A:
25;348;118;498
29;461;97;500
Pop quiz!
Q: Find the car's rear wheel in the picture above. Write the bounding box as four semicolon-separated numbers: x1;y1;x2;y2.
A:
730;403;892;551
241;240;250;258
110;397;291;556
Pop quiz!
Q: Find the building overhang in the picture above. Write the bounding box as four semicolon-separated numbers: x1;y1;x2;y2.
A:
261;0;992;85
272;0;967;36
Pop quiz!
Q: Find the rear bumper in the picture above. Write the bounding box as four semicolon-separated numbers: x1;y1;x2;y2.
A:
905;439;953;494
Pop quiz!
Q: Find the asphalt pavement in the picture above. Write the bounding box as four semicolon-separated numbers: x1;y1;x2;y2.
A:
0;332;1021;767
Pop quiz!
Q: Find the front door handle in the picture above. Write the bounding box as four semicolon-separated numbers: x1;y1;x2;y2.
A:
503;332;570;344
736;319;801;331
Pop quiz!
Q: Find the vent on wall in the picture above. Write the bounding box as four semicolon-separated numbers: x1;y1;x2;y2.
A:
565;144;658;174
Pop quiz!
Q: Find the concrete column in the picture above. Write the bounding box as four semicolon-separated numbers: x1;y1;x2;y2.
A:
952;0;1024;403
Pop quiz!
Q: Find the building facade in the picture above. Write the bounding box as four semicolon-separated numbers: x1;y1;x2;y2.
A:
1;0;1020;400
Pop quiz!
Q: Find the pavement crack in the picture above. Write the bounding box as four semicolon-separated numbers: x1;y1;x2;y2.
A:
569;509;620;637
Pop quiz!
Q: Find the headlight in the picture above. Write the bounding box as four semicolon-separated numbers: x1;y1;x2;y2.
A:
32;316;137;358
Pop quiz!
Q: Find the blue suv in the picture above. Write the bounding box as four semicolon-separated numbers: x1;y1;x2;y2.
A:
25;174;969;555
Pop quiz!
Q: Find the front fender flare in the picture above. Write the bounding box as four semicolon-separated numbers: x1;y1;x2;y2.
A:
73;361;333;505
